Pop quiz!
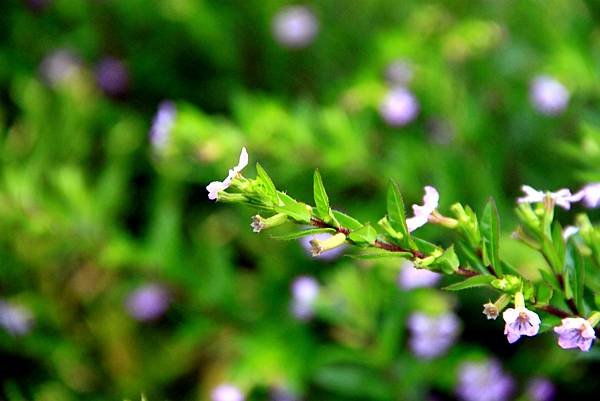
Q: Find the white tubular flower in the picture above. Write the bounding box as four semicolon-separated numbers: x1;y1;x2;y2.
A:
517;185;579;210
406;186;439;232
562;226;579;241
572;183;600;208
206;147;249;201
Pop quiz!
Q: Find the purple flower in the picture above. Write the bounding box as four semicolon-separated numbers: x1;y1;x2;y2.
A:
530;75;569;115
23;0;52;12
398;260;441;289
406;186;439;232
125;283;170;322
572;183;600;208
291;276;319;320
526;377;556;401
211;384;244;401
517;185;580;210
0;301;34;336
39;49;81;86
379;87;419;127
385;60;414;86
553;317;596;351
149;101;177;151
456;360;514;401
95;57;129;97
407;312;461;359
272;6;319;49
206;147;249;201
300;232;346;261
502;304;540;344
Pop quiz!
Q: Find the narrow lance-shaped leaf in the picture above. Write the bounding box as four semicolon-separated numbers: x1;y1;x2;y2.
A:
275;192;311;222
480;198;502;275
348;224;378;245
565;244;585;312
332;210;363;230
255;163;278;204
271;228;336;240
313;169;330;220
443;275;495;291
387;180;409;237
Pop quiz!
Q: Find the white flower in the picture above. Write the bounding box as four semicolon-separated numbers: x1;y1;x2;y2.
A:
406;186;439;232
517;185;579;210
206;147;248;201
562;226;579;241
553;317;596;351
211;384;244;401
571;183;600;208
502;305;541;343
530;75;570;115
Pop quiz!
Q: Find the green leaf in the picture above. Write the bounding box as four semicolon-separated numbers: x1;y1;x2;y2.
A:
332;210;363;230
480;198;502;275
565;244;585;312
387;181;410;238
348;224;378;245
443;275;495;291
347;251;412;259
412;237;441;255
552;222;566;270
274;193;311;222
535;284;553;305
457;241;488;275
313;169;330;220
431;245;460;274
538;267;561;291
271;228;336;240
255;163;278;203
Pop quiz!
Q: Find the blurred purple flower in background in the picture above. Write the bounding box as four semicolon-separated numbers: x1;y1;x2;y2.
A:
300;232;346;261
149;101;177;151
270;387;299;401
95;57;129;97
456;360;514;401
125;283;170;322
291;275;319;320
529;75;569;115
385;60;414;86
380;87;420;127
526;377;556;401
39;49;81;86
272;5;318;49
211;384;245;401
23;0;52;12
0;301;34;336
407;312;460;359
398;260;441;290
572;183;600;208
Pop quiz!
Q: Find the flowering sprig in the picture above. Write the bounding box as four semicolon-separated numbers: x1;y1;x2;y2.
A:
208;148;600;351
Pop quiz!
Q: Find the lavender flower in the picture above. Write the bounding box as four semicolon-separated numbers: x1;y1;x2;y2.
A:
517;185;579;210
530;75;569;115
125;283;170;322
572;183;600;208
211;384;244;401
398;260;441;289
291;275;320;320
385;60;414;86
456;360;514;401
299;232;346;261
502;293;540;343
39;49;81;86
149;101;177;151
553;317;596;351
407;312;461;359
379;87;420;127
0;301;33;336
406;186;439;232
24;0;52;12
272;6;319;49
95;57;129;97
206;147;249;201
526;377;556;401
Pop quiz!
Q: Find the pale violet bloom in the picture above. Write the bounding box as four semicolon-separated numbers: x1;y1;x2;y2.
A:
291;276;320;320
149;101;176;151
95;57;129;97
379;87;420;127
206;147;248;201
385;60;414;86
456;360;514;401
125;283;170;322
502;305;541;343
211;384;245;401
572;183;600;208
272;6;318;49
39;49;81;86
407;312;461;359
530;75;569;115
526;377;556;401
553;317;596;351
562;225;579;241
398;260;441;289
517;185;579;210
406;186;439;232
0;301;34;336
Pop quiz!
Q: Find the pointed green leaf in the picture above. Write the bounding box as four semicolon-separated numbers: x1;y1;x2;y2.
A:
480;198;502;275
332;210;363;230
565;244;585;312
274;192;311;222
387;181;409;237
431;245;460;274
313;170;330;219
271;228;336;240
347;251;412;260
255;163;278;203
443;275;495;291
348;224;378;245
457;241;488;275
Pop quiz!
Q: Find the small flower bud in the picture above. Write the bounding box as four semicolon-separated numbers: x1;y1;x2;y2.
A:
309;232;346;256
250;213;288;233
483;302;499;320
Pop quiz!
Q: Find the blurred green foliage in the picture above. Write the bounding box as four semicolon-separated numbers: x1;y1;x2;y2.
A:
1;0;600;400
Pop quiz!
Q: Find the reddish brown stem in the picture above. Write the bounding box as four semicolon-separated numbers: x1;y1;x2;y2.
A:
536;304;572;319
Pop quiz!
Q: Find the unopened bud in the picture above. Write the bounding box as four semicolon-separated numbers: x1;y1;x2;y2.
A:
309;232;346;256
250;213;287;233
482;294;510;320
